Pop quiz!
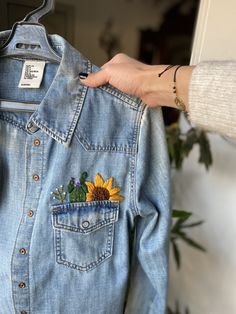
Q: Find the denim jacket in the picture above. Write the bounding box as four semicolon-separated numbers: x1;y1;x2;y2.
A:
0;31;171;314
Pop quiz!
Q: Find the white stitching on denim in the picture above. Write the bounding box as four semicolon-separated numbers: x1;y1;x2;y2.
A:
99;84;143;111
0;114;28;133
52;201;118;271
65;60;91;144
130;103;146;217
29;60;90;146
75;128;137;154
55;223;114;272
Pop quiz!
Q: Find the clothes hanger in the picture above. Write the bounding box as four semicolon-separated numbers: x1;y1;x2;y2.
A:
0;0;61;113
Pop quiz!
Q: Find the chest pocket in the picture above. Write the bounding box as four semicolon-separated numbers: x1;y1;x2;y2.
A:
51;200;119;272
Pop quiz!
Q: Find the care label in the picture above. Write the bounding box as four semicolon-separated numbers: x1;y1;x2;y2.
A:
18;60;46;88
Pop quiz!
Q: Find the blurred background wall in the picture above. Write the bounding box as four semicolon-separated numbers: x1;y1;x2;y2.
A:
170;1;236;313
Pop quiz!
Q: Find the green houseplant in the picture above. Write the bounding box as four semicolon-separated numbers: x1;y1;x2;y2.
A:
166;121;212;314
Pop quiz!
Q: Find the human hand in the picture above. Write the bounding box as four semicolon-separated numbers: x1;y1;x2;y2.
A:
79;53;156;104
79;53;193;110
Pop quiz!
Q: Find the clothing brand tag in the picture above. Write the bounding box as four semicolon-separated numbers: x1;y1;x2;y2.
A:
18;60;46;88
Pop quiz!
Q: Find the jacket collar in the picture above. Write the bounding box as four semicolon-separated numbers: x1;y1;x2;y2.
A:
29;34;90;147
0;31;90;147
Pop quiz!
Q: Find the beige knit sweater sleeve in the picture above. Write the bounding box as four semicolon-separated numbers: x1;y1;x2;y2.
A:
189;61;236;138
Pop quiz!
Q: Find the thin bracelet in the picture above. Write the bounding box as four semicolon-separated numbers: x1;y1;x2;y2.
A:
173;65;186;112
158;64;175;77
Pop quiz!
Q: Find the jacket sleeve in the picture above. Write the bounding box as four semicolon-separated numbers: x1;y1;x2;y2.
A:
189;61;236;138
125;106;171;314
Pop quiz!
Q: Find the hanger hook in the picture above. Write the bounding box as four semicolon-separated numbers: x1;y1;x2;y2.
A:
23;0;55;24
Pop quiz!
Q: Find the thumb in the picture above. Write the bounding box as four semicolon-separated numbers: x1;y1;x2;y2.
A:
79;70;109;87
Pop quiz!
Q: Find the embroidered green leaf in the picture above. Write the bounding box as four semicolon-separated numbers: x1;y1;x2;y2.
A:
80;172;88;184
67;173;88;202
67;177;75;193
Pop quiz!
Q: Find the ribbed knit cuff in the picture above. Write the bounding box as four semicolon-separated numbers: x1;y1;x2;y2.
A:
189;61;236;138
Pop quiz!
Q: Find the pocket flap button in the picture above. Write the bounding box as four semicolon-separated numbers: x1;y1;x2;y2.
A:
82;220;90;228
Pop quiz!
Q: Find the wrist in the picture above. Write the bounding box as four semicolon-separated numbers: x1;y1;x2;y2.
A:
175;65;195;112
139;64;195;111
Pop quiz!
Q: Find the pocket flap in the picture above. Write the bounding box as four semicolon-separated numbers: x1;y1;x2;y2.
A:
51;200;119;234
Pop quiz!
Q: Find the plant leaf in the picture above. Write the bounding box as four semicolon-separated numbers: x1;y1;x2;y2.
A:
198;131;213;170
183;128;198;156
172;210;192;219
181;236;206;252
172;217;190;233
181;220;204;228
172;241;181;269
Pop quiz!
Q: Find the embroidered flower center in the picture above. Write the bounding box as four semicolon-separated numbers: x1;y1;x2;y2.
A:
92;187;110;201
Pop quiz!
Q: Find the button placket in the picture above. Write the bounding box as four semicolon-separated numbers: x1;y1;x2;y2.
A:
11;134;44;313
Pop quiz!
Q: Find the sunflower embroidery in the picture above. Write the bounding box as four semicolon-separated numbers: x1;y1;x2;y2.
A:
85;173;124;202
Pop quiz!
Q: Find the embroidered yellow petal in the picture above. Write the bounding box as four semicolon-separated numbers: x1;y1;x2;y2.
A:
109;194;124;201
103;179;109;188
94;173;104;187
103;177;113;191
109;187;121;196
86;193;93;201
85;181;95;193
84;173;124;202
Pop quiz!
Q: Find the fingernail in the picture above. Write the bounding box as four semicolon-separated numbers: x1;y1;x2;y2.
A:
79;72;88;79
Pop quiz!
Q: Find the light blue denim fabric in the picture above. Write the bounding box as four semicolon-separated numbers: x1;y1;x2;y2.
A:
0;30;171;314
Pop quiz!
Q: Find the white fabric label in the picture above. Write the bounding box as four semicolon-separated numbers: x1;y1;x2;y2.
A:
18;60;46;88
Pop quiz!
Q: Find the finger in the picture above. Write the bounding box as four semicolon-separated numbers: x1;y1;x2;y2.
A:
79;70;109;87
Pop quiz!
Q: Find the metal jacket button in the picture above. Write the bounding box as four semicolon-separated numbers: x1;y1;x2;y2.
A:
82;221;90;228
33;139;41;146
18;282;26;288
27;210;34;217
32;174;40;181
19;248;26;255
27;121;39;133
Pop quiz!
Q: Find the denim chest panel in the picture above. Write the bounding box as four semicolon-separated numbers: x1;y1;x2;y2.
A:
48;75;142;274
0;32;170;314
75;83;140;154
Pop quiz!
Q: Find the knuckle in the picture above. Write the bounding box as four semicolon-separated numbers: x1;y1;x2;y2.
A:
113;53;127;62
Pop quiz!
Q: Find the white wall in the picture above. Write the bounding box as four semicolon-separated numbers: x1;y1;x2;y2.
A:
191;0;236;63
169;133;236;314
169;1;236;313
